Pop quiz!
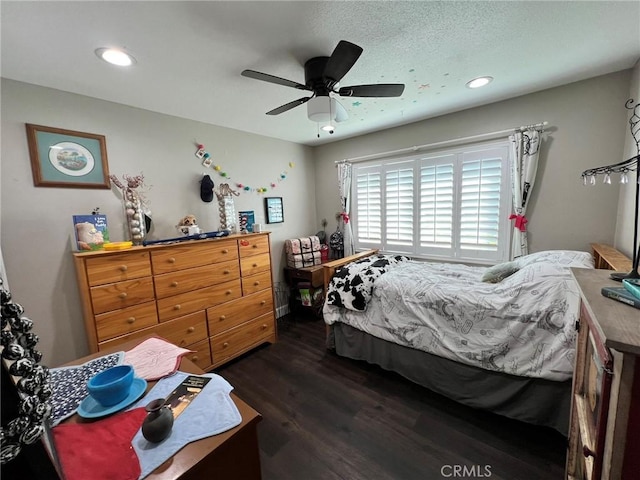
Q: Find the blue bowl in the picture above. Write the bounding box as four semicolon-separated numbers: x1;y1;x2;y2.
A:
87;365;134;407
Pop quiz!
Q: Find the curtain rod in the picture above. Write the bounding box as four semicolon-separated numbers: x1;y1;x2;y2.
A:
335;121;548;164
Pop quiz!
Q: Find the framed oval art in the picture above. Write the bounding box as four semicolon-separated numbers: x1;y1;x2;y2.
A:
25;124;110;189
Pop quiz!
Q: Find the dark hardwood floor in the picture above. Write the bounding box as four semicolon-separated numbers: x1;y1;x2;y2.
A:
216;315;567;480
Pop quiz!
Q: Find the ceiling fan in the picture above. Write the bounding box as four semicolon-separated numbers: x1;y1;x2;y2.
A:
241;40;405;128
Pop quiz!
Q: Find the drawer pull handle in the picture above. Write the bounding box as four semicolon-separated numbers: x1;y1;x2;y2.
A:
191;355;199;361
261;324;268;329
252;263;258;268
225;290;232;295
254;281;260;286
119;265;128;272
171;281;178;287
260;300;266;306
222;249;228;254
187;326;195;333
223;270;230;274
127;317;135;324
168;257;176;264
582;445;596;458
219;315;226;321
252;244;258;249
174;304;181;311
119;293;128;299
223;342;229;348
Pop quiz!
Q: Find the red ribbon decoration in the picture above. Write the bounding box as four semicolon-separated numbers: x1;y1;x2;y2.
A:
340;212;350;224
509;214;528;232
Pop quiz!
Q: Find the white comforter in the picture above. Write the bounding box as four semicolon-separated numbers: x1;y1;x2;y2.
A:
324;250;593;381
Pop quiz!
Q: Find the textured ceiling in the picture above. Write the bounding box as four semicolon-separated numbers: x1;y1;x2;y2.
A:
2;1;640;146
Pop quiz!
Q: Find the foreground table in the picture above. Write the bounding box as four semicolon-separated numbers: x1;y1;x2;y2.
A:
56;335;263;479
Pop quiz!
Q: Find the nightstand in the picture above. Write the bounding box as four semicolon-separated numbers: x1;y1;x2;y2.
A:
566;268;640;480
283;266;325;319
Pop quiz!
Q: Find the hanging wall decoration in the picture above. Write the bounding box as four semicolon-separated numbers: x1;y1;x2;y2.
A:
109;173;151;246
195;142;294;194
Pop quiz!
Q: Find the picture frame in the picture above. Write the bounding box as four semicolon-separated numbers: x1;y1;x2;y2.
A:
26;124;110;188
265;197;284;224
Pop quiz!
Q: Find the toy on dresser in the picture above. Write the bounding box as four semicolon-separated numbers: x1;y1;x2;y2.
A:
176;214;200;236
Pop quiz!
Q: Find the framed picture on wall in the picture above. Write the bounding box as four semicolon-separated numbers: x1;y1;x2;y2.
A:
265;197;284;224
25;124;110;188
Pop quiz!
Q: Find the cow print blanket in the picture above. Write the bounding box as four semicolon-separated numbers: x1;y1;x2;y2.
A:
326;254;409;311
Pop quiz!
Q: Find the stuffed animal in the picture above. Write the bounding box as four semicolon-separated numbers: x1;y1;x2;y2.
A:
177;214;198;235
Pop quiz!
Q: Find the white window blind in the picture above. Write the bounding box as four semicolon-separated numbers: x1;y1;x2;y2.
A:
352;142;511;263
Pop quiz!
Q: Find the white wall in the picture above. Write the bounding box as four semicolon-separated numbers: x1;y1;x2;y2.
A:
614;60;640;262
313;71;632;256
1;79;316;366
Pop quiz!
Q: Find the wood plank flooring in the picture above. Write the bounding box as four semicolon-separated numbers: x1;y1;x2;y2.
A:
216;316;567;480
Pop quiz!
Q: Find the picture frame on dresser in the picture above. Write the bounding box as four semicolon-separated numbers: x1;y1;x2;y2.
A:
25;124;110;189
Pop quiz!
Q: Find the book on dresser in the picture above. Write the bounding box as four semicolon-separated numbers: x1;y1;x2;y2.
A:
601;286;640;309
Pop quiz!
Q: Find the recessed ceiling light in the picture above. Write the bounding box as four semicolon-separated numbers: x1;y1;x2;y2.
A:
95;48;136;67
466;76;493;89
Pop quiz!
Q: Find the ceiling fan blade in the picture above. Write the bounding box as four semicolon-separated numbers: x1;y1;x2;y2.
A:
334;99;348;123
323;40;363;86
241;70;310;91
338;83;405;97
266;97;311;115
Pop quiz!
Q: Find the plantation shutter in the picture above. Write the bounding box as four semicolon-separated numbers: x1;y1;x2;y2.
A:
354;164;382;246
460;152;503;253
384;162;414;250
350;141;511;263
419;155;455;255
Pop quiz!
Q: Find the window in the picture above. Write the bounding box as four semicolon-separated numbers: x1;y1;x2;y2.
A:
352;141;512;264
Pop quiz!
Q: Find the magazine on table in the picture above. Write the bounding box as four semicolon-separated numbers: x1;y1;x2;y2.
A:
163;375;212;419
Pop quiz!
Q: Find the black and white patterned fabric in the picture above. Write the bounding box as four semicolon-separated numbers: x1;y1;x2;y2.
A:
324;250;594;381
326;254;409;311
48;352;124;426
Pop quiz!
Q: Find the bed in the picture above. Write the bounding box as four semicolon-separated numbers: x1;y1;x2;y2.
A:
322;249;595;435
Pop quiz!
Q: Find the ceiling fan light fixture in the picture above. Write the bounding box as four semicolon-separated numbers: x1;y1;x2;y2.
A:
466;76;493;89
95;47;136;67
307;96;336;122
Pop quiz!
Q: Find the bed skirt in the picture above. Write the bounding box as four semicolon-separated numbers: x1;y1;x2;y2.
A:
328;322;571;436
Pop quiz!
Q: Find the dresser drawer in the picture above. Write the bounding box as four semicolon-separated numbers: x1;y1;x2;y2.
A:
238;235;270;258
85;251;151;286
240;253;271;277
150;239;238;275
156;279;242;322
152;311;208;347
207;289;273;336
90;277;155;314
210;313;275;365
95;301;158;342
153;259;240;299
241;270;272;295
184;339;212;371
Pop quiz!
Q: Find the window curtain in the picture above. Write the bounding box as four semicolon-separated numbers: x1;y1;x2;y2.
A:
509;129;541;259
337;162;354;256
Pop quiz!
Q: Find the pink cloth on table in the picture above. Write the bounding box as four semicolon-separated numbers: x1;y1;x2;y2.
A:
124;337;193;381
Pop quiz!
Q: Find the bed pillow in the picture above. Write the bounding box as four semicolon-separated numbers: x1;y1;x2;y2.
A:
481;261;520;283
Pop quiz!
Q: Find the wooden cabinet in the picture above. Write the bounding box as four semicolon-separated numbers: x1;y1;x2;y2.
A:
73;233;277;370
566;268;640;480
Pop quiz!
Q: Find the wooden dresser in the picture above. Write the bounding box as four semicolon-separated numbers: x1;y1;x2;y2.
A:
566;268;640;480
72;232;277;370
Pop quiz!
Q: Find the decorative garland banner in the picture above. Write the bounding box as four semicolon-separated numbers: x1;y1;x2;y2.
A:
195;143;294;194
